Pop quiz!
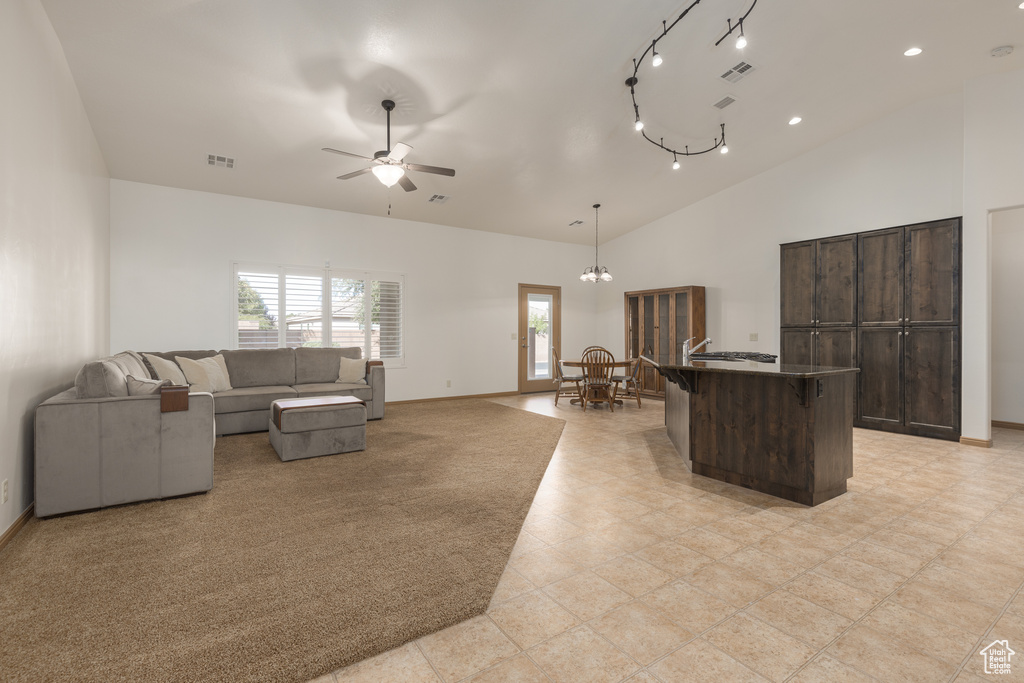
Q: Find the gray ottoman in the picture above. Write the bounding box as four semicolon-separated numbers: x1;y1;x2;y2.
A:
269;396;366;461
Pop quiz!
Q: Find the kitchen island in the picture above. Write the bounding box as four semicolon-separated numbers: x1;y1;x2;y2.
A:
647;357;858;506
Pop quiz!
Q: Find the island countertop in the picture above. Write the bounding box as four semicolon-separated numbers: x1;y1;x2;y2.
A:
641;355;859;379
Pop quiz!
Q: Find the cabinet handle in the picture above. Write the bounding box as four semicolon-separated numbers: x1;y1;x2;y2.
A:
898;318;903;323
898;331;902;336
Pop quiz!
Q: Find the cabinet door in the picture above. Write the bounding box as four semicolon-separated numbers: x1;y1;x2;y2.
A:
817;236;857;326
816;328;857;368
859;228;904;325
626;296;640;358
857;327;903;425
905;326;960;436
781;328;814;366
781;241;816;327
673;290;690;364
906;219;960;326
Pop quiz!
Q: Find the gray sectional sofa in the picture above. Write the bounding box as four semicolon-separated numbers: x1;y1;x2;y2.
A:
34;346;384;517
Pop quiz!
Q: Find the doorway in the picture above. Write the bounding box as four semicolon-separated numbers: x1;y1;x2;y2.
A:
518;284;561;393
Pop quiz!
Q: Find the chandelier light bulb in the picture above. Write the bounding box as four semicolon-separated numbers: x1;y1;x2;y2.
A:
672;159;680;170
600;270;613;282
634;118;644;131
652;51;663;67
736;32;747;49
720;144;729;154
371;164;405;187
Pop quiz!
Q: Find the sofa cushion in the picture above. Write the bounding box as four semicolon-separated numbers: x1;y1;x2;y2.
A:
75;360;129;399
220;349;296;388
143;354;188;386
142;350;216;380
337;356;368;384
176;355;233;393
109;351;150;380
293;383;372;401
126;375;171;395
294;347;362;384
213;386;298;414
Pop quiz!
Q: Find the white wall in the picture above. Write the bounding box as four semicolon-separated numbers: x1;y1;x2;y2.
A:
596;92;964;364
963;68;1024;441
110;181;594;401
0;0;110;536
991;207;1024;424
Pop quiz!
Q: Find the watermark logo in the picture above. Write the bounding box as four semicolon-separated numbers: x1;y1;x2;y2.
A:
980;640;1015;675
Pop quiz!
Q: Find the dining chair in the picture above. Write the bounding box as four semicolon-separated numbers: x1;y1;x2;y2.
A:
580;347;616;412
611;357;642;408
552;348;583;406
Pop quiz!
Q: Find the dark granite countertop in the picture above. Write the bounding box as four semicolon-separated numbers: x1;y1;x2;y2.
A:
641;355;859;379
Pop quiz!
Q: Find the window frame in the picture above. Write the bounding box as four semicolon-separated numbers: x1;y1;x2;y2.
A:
231;262;406;367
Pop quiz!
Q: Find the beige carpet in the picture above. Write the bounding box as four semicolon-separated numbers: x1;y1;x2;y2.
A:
0;399;564;683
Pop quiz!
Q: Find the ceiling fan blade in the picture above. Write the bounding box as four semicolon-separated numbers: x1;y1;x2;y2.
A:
337;167;372;180
404;163;456;177
387;142;412;162
322;147;373;161
398;174;417;192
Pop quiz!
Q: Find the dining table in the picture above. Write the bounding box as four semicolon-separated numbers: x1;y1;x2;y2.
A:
560;358;637;406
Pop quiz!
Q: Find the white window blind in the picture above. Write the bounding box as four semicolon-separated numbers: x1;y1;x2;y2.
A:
234;264;404;364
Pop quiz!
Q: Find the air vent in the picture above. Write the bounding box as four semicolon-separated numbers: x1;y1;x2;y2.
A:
207;154;235;169
720;61;755;83
569;220;584;227
428;194;450;204
714;95;737;110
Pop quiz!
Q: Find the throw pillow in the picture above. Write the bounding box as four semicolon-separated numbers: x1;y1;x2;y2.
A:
176;355;233;393
143;354;188;386
126;375;171;396
336;356;368;385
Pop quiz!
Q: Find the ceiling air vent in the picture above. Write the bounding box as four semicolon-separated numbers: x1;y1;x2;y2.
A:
720;61;755;83
714;95;737;110
207;154;235;169
428;194;450;204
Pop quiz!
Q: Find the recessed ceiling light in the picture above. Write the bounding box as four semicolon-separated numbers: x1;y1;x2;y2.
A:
789;116;802;125
1019;2;1024;9
904;47;923;56
991;45;1014;58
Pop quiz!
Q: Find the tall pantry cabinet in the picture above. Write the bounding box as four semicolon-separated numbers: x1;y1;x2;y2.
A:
780;218;961;440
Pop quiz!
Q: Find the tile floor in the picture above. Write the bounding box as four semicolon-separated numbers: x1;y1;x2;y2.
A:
319;395;1024;683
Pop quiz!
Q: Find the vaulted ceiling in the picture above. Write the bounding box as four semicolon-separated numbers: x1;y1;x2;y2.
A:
42;0;1023;243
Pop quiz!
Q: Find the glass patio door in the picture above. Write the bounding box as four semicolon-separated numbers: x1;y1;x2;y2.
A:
518;284;561;393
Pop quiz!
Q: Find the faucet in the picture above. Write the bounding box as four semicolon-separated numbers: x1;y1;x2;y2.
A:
682;337;712;363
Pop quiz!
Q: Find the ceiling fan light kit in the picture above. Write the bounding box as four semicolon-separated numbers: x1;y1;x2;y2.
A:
322;99;455;194
580;204;612;283
626;0;757;169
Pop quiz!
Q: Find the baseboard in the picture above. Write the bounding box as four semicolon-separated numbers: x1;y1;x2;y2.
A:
960;436;993;448
386;391;520;406
0;504;34;554
993;420;1024;431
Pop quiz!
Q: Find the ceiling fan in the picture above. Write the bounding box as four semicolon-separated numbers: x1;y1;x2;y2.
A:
322;99;456;192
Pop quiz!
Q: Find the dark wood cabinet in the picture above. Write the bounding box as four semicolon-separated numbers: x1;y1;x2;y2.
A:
625;286;705;398
781;236;856;328
783;218;961;440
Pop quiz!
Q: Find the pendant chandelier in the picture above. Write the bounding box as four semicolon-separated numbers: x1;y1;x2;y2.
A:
580;204;612;282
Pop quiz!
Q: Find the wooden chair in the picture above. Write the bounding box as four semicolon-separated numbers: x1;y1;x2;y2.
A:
552;348;583;406
580;347;616;412
611;358;643;408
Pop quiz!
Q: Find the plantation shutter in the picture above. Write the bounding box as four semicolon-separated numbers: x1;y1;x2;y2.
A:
236;270;280;349
374;278;403;360
284;274;324;348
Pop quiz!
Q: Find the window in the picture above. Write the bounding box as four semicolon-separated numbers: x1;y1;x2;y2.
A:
233;263;404;365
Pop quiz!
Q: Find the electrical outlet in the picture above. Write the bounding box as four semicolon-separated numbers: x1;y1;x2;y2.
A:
749;333;759;342
2;479;8;504
510;332;516;340
446;379;452;388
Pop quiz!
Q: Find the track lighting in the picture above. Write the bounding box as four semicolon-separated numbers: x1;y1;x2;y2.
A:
579;204;612;283
735;23;747;49
626;2;755;170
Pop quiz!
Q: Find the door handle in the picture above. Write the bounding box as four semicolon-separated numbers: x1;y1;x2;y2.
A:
521;344;528;348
